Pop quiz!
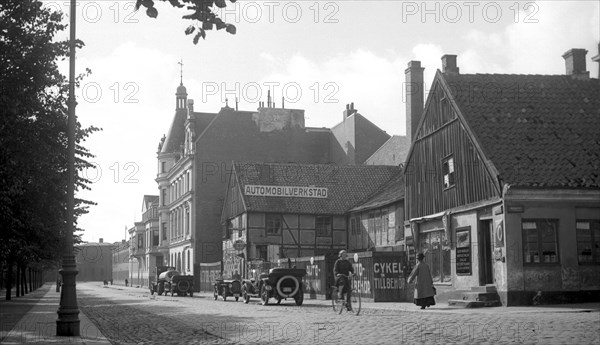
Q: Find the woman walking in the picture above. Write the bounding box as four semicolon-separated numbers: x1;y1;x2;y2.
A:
407;252;436;309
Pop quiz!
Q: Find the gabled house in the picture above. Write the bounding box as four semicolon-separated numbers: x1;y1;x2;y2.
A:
220;162;401;280
404;49;600;305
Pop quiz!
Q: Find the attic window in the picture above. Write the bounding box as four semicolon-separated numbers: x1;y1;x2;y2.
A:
442;156;456;189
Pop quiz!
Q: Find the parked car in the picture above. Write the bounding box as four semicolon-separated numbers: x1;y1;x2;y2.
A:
242;268;306;306
213;279;242;301
150;266;194;297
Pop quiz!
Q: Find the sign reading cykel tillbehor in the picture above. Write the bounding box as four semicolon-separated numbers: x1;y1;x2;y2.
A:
244;185;328;198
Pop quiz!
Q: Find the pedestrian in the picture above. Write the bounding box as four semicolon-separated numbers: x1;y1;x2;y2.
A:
125;278;128;287
407;252;436;309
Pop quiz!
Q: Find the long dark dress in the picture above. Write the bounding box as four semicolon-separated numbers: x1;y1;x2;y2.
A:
407;261;436;307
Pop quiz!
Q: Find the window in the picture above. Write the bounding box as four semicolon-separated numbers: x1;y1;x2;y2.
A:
161;161;166;173
382;210;389;244
522;219;559;264
138;235;144;249
442;156;455;189
161;222;167;240
152;229;159;247
266;214;282;235
256;245;267;261
316;216;332;237
161;189;167;206
350;217;358;235
419;230;451;283
576;220;600;264
187;251;190;270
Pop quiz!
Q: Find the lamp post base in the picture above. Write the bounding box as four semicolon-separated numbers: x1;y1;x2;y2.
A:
56;256;80;336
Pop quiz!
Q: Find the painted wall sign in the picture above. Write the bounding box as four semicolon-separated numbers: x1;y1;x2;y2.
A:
456;228;472;275
244;185;328;198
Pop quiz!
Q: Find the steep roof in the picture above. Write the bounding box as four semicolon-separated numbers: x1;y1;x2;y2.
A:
442;73;600;188
349;171;404;212
365;135;410;166
234;162;401;215
161;111;217;154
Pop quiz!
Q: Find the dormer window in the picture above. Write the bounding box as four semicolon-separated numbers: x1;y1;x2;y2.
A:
442;155;455;189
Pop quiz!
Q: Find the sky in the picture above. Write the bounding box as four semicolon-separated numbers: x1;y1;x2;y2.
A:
43;0;600;243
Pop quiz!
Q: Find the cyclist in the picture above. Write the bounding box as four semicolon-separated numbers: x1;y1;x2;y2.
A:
334;250;355;310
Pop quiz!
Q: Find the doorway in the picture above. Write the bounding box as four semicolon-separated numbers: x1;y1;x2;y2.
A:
478;220;494;285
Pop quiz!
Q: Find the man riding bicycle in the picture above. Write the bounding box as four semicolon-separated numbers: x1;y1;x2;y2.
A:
334;250;355;310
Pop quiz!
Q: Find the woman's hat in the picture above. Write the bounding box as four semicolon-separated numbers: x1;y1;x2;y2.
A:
417;252;425;260
339;250;347;257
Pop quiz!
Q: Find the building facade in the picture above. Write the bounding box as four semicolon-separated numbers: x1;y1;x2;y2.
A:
404;50;600;305
75;240;113;282
112;239;130;285
156;81;392;290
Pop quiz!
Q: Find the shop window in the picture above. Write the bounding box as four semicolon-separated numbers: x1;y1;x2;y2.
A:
576;220;600;264
442;156;455;189
316;216;332;237
419;230;451;283
266;214;282;235
522;219;559;264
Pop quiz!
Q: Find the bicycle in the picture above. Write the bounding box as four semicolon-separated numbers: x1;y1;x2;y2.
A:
331;273;361;316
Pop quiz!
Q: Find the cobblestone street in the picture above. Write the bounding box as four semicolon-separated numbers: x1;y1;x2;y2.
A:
75;282;599;345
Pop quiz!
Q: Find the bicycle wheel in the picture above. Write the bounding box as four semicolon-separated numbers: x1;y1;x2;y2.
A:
349;290;361;316
331;287;344;314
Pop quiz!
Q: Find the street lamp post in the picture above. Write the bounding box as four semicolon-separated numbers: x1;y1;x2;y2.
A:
56;0;80;336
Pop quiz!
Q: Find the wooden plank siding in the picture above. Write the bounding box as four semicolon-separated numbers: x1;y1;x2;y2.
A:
406;83;500;219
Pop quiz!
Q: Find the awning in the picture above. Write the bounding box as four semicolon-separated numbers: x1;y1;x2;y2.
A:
409;211;446;223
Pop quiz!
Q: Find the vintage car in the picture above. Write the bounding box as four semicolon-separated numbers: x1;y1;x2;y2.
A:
213;279;242;301
241;268;306;306
150;266;194;297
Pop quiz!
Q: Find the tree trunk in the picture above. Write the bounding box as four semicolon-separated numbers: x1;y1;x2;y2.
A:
22;266;28;294
5;261;13;300
29;268;33;292
15;263;20;298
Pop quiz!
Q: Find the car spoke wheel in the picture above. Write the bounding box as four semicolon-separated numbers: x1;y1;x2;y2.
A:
294;289;304;306
260;286;270;306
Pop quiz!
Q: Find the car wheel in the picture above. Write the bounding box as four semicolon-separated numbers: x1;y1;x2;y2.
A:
295;289;304;306
261;285;270;306
242;286;250;304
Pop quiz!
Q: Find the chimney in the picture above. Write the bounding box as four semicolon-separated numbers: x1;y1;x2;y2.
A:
121;239;126;244
187;99;194;112
441;54;459;75
563;48;589;79
99;238;103;243
592;43;600;79
343;103;357;120
405;60;424;143
267;90;272;108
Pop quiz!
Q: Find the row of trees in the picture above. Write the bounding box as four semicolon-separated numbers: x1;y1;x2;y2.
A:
0;0;98;299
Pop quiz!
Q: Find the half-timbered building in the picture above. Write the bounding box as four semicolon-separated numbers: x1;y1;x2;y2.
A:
404;50;600;305
220;162;401;280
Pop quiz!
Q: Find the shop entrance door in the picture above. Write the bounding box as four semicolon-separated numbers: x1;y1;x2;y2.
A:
478;220;494;285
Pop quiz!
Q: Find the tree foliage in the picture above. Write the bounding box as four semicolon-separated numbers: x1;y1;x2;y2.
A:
0;0;99;278
135;0;237;44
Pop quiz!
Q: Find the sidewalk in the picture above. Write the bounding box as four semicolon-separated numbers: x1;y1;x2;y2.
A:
0;283;110;344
